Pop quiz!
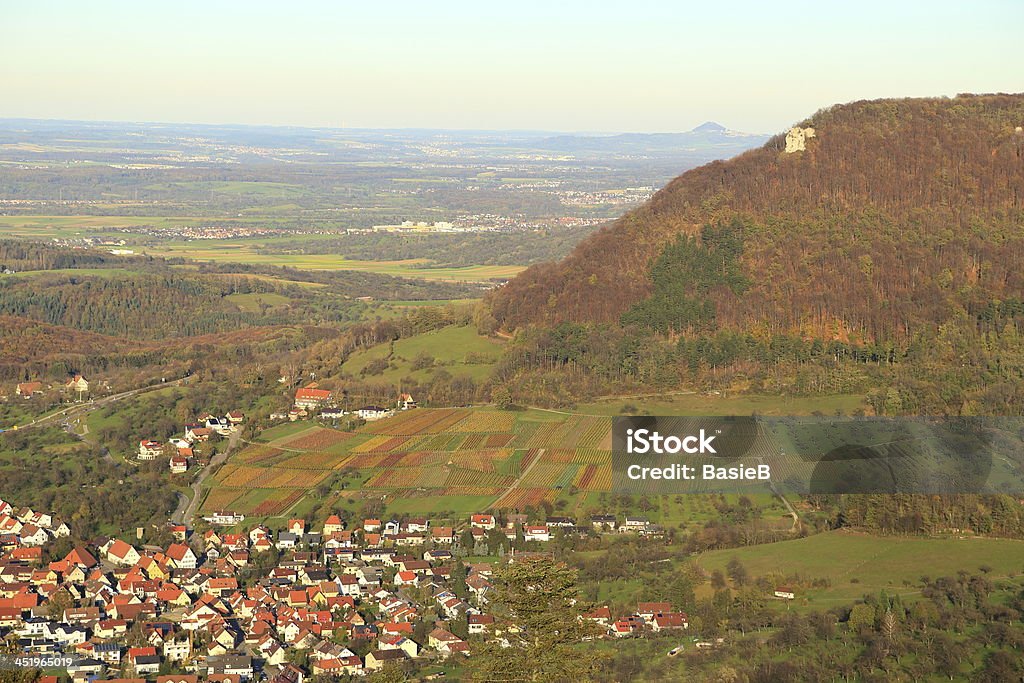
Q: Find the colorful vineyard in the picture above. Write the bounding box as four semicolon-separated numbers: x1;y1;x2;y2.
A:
281;428;355;451
365;467;447;488
523;415;611;449
234;445;285;464
363;408;471;435
448;411;517;433
217;464;331;489
200;487;244;513
210;407;616;518
518;461;568;488
275;451;351;470
252;490;304;516
352;435;412;454
574;464;612;491
444;468;516;488
545;448;612;464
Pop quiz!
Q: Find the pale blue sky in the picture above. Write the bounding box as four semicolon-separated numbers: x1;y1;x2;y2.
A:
2;0;1021;133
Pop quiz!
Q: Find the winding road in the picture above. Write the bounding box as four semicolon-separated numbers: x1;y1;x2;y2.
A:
8;375;187;434
174;428;241;526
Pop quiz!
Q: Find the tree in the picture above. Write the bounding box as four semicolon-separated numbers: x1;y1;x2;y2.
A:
368;664;409;683
666;573;696;613
726;557;749;586
848;603;875;635
468;557;604;682
451;558;469;601
492;385;514;410
46;589;73;620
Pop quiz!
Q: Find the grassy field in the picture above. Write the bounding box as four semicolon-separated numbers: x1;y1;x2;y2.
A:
341;324;503;383
696;530;1024;607
6;267;140;279
145;180;307;197
147;242;523;282
0;215;221;238
0;215;520;282
224;292;292;312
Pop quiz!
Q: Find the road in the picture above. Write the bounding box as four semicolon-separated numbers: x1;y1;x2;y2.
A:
9;375;187;434
175;428;241;526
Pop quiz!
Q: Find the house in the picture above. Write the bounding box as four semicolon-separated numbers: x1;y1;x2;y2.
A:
128;647;162;675
583;606;612;627
163;638;192;661
320;407;345;420
169;456;189;474
357;405;391;421
64;546;98;568
288;519;306;537
637;602;672;624
404;518;428;533
16;382;42;398
431;527;454;544
524;526;550;542
65;659;106;678
207;655;254;681
65;375;89;394
18;524;49;546
204;511;245;526
470;514;495;530
166;543;199;570
323;515;344;535
652;612;689;631
294;388;332;411
364;649;408;670
104;539;142;567
398;392;417;410
621;516;650;532
184;425;212;443
138;440;164;460
590;514;617;530
92;642;123;665
468;613;494;635
612;616;645;637
205;416;234;436
427;627;464;654
774;587;796;600
226;410;245;424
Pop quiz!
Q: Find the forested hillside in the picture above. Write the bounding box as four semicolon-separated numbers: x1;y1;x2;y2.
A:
0;242;479;339
490;94;1024;342
484;95;1024;412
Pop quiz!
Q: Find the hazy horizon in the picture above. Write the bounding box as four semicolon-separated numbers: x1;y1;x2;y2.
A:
2;1;1023;133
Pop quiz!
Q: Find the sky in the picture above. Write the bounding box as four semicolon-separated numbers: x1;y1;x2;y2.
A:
2;0;1022;134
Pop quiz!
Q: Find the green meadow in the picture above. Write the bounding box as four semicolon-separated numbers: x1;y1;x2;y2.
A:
341;324;504;383
697;531;1024;607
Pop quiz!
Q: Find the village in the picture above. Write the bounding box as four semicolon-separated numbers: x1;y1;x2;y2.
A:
0;491;702;682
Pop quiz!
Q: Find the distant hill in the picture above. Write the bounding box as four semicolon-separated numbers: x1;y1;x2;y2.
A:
535;123;769;156
490;94;1024;345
